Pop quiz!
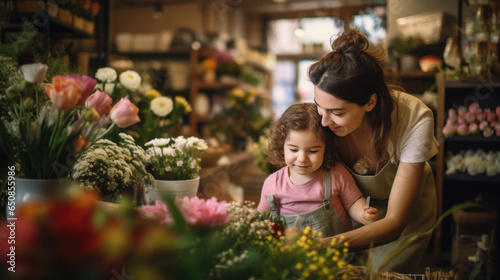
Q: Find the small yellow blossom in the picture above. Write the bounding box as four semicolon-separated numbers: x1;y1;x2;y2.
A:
322;267;329;275
145;89;161;99
295;263;303;270
174;96;192;113
343;248;349;253
343;241;349;247
308;264;318;271
231;88;245;98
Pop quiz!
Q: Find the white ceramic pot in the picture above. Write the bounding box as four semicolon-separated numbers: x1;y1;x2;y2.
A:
147;177;200;204
5;178;69;218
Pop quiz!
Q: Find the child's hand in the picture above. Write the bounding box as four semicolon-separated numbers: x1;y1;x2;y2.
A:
359;206;378;224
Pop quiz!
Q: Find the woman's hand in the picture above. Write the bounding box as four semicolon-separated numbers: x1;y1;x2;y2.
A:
359;206;379;224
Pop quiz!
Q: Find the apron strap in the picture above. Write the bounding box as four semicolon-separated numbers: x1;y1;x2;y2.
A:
323;168;331;210
266;194;280;217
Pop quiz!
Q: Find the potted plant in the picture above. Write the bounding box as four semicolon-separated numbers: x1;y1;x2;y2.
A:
71;133;154;203
144;136;208;203
388;35;425;71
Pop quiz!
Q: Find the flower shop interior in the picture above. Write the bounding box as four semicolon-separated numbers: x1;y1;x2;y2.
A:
1;0;500;279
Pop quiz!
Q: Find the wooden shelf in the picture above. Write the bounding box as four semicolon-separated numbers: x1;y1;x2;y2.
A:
443;174;500;184
444;135;500;143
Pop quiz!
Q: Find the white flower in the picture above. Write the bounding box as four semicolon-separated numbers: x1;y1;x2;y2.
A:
95;82;116;95
119;70;141;91
162;147;175;156
19;63;48;83
150;96;173;117
95;67;117;83
145;138;171;147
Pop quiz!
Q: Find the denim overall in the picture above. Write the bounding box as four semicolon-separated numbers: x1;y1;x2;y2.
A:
344;161;436;273
266;169;349;238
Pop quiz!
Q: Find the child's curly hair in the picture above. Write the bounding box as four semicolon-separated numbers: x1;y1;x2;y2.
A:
266;102;337;169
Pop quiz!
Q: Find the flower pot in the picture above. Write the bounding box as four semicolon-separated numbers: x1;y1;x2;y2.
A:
5;178;69;218
147;177;200;204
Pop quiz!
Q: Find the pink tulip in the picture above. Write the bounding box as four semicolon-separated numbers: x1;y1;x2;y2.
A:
109;98;140;128
457;123;469;136
65;74;97;105
86;90;112;116
44;76;81;110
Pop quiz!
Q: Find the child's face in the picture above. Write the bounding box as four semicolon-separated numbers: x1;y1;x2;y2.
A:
284;129;325;179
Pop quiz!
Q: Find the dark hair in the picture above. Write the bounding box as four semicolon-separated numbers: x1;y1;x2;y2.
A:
266;102;337;168
308;29;395;161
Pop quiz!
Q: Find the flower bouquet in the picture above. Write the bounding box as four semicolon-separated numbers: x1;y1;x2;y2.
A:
94;67;191;146
145;136;208;181
0;62;142;180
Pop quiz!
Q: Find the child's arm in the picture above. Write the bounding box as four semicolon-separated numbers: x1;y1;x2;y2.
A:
346;197;379;225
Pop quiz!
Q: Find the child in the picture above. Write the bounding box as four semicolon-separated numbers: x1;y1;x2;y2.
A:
258;102;377;237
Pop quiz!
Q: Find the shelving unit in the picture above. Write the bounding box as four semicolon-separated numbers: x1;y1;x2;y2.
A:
1;2;110;74
434;73;500;264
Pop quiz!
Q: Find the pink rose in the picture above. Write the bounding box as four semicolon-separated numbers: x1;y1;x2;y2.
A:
457;123;469;136
443;123;456;137
457;106;467;116
109;98;140;128
86;90;112;116
44;76;81;110
468;123;479;135
479;120;489;131
175;196;230;228
465;112;476;123
486;111;497;123
447;108;457;121
468;102;480;114
65;74;97;105
139;200;173;225
496;106;500;118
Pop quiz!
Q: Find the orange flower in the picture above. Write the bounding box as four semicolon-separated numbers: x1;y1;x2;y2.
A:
110;98;140;128
73;135;90;152
202;58;217;71
44;76;81;110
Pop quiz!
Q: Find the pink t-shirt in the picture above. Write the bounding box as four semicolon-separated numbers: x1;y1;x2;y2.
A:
257;162;362;229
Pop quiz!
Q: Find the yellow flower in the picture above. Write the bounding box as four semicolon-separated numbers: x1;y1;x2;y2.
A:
145;89;161;99
249;88;258;96
295;263;303;270
322;267;329;275
231;88;245;98
308;264;318;271
175;96;192;113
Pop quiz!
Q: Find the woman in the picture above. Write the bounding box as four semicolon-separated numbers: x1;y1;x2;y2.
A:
306;29;439;273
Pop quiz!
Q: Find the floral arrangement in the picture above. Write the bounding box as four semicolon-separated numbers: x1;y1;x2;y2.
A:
443;103;500;137
71;133;154;201
145;136;208;181
94;67;191;146
210;87;271;150
0;62;140;180
446;149;500;176
249;132;274;174
0;190;359;280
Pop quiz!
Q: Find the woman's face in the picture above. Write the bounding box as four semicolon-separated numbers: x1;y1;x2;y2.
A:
313;86;370;137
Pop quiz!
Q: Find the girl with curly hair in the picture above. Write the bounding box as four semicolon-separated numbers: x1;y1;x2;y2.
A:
257;102;378;237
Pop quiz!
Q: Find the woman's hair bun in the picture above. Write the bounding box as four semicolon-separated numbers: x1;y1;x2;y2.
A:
330;29;369;53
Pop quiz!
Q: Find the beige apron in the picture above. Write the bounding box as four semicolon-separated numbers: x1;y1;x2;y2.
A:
344;161;437;273
266;169;349;238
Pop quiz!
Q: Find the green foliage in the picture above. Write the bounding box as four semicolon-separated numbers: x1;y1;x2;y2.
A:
389;35;425;55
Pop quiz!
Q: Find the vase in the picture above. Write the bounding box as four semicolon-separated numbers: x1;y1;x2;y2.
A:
147;177;200;204
5;178;69;218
